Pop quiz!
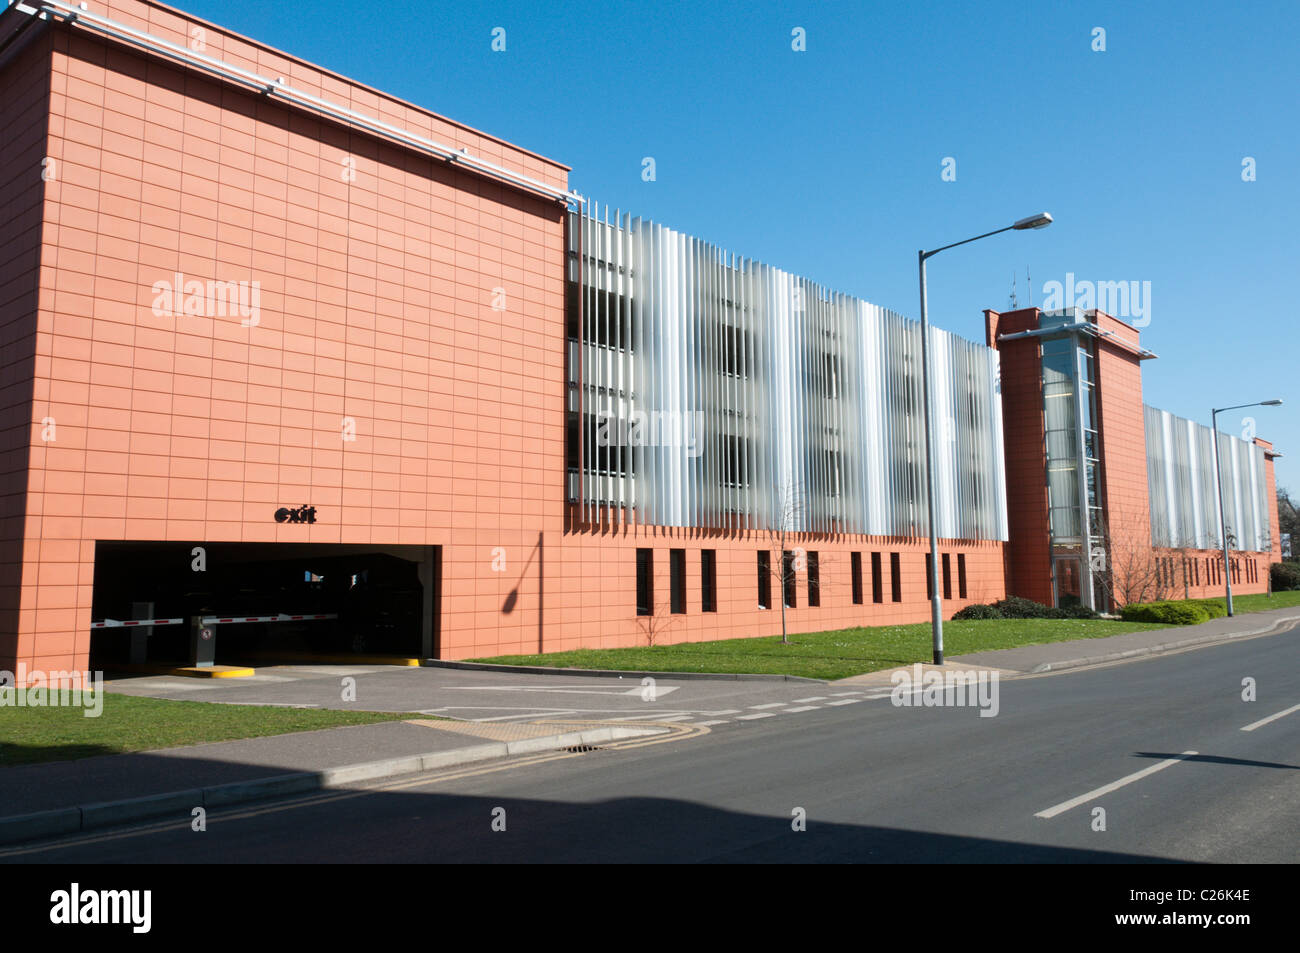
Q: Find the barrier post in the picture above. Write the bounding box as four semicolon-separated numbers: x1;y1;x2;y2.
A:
190;615;216;667
129;601;154;665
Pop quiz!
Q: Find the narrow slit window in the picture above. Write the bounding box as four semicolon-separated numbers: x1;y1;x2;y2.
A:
807;551;820;607
636;549;653;616
701;549;717;613
670;549;686;614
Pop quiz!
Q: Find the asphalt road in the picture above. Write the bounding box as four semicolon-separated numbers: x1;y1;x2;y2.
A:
9;629;1298;863
103;661;859;723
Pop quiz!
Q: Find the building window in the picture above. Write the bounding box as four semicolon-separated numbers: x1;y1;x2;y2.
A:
701;549;717;612
851;552;863;605
872;552;883;604
636;549;653;616
808;551;820;607
957;553;968;599
757;551;771;609
822;352;841;399
890;552;901;603
942;553;952;600
670;549;686;614
721;325;749;379
925;555;934;601
720;435;751;489
783;550;798;608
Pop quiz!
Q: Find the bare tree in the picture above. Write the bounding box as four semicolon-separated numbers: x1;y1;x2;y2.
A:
1277;487;1299;557
761;480;818;645
636;597;678;647
1092;510;1198;608
1091;510;1165;608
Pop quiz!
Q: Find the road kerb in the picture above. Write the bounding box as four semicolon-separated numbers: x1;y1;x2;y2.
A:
0;724;668;846
1028;613;1300;674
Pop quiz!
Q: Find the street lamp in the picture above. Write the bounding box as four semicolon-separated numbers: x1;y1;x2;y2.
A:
918;212;1053;665
1211;399;1282;616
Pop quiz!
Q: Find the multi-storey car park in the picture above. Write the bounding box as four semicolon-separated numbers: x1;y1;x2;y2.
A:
0;0;1281;681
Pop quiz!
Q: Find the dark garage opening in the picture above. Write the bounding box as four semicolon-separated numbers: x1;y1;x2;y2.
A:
90;541;439;669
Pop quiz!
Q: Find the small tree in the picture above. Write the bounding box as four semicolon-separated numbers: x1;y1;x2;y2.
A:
1092;509;1177;608
636;597;678;647
1277;487;1300;551
761;480;819;645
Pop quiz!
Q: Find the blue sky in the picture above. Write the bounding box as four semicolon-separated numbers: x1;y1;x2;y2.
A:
184;0;1299;489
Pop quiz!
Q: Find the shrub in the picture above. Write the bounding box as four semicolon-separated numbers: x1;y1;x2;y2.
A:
1270;561;1300;592
1051;603;1101;620
989;596;1054;619
1120;601;1210;625
1190;598;1228;619
952;603;1004;620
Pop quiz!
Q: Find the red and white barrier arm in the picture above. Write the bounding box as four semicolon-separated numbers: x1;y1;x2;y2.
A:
200;613;340;625
91;618;184;628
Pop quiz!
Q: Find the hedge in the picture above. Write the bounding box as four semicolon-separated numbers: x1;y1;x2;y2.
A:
1120;600;1210;625
952;597;1099;621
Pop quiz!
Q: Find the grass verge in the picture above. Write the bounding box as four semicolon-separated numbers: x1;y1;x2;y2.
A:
1201;591;1300;613
0;695;428;767
474;618;1173;681
473;592;1300;681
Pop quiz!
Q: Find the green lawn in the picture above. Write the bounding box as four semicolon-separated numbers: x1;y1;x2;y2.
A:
0;694;427;767
473;591;1300;681
1202;591;1300;614
473;618;1172;681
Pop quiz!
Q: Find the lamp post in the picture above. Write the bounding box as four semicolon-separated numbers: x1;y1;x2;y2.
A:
1211;399;1282;616
919;212;1052;665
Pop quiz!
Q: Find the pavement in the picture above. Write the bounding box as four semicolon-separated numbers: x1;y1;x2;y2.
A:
1;605;1296;849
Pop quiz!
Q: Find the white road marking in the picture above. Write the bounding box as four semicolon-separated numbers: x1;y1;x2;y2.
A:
748;702;786;709
825;698;863;706
791;696;827;703
694;720;730;726
736;712;777;721
784;705;820;713
1241;703;1300;732
829;691;863;696
709;709;742;715
1034;751;1199;819
441;685;680;698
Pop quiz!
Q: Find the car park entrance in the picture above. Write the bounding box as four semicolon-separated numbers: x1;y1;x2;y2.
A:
89;542;441;669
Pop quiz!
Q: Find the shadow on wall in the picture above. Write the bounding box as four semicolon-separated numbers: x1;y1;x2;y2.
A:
500;532;545;655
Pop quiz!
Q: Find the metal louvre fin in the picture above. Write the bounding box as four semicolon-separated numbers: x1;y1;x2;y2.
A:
571;206;1009;541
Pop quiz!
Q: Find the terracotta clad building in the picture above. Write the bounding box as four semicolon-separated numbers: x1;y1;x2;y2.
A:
0;0;1282;683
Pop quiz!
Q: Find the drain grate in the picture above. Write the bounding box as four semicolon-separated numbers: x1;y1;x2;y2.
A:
561;744;603;753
